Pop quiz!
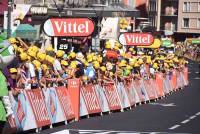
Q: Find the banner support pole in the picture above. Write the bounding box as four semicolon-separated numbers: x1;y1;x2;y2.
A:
7;0;13;38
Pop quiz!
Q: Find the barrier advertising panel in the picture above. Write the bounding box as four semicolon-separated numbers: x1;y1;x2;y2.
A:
68;78;80;120
149;79;159;98
163;77;170;95
79;92;89;117
166;74;174;92
81;84;102;114
155;73;165;96
171;70;177;90
176;70;184;89
143;80;157;100
103;83;122;111
9;92;37;131
43;87;66;124
183;67;189;86
25;89;51;128
94;84;110;112
56;86;75;120
132;80;145;102
123;81;136;106
116;82;131;108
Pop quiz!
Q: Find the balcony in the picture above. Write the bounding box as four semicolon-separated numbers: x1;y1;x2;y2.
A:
161;7;178;16
161;22;177;32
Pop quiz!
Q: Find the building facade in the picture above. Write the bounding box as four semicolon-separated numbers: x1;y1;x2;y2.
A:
148;0;178;33
177;0;200;34
148;0;158;30
0;0;8;31
160;0;178;33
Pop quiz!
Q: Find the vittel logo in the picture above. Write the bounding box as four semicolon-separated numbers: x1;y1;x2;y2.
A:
119;33;154;46
43;18;94;37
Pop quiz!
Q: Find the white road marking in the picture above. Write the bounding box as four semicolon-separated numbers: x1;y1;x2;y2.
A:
52;130;70;134
150;103;176;107
169;125;181;130
189;115;196;119
194;77;200;80
52;129;176;134
169;111;200;130
181;119;190;124
196;112;200;116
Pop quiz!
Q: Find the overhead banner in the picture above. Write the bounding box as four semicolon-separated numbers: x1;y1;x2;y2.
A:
25;89;51;128
137;39;161;49
99;17;120;40
43;18;95;37
118;33;154;46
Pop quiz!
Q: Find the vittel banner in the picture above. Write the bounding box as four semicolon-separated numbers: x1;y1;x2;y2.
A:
118;33;154;46
43;18;95;37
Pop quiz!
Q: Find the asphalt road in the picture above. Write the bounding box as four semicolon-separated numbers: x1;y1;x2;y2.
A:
30;61;200;134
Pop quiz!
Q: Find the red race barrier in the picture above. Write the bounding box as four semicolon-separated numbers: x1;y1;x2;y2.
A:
143;80;157;100
132;80;145;102
68;78;80;121
81;84;102;114
103;83;122;111
176;70;184;89
56;86;75;120
149;79;160;98
171;70;177;90
155;73;165;97
25;89;51;128
163;76;171;94
123;80;136;106
183;67;189;86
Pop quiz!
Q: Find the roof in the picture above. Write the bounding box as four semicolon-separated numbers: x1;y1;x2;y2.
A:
47;3;140;17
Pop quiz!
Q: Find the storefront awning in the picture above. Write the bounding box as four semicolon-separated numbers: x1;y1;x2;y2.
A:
47;4;140;18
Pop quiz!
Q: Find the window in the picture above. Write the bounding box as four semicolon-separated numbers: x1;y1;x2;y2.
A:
149;1;156;11
183;2;190;12
197;18;200;28
183;18;189;28
110;0;120;4
198;2;200;12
